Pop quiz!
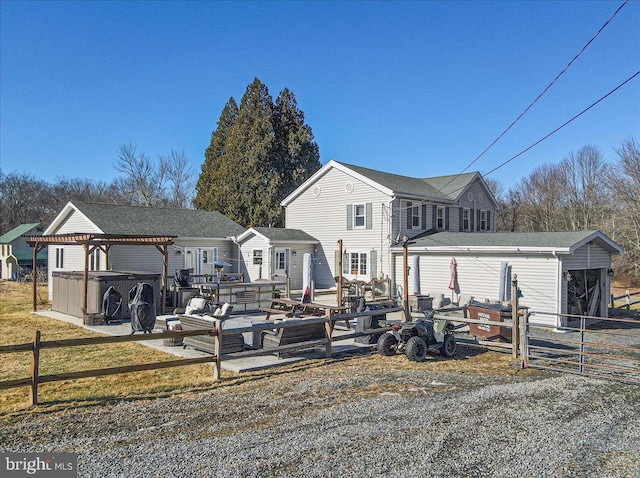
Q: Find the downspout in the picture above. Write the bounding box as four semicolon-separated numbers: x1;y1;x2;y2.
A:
553;250;562;329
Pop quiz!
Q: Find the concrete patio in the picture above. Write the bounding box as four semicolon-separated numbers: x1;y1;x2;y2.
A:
33;292;402;373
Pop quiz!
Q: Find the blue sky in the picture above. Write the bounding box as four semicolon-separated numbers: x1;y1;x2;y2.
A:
1;1;638;192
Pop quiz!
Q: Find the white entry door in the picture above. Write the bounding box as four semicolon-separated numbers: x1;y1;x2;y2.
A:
184;248;201;275
274;248;289;277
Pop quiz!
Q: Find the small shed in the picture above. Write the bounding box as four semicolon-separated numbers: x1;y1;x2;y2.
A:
391;230;623;327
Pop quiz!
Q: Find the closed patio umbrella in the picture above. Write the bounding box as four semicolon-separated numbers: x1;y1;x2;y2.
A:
449;257;459;301
413;255;420;295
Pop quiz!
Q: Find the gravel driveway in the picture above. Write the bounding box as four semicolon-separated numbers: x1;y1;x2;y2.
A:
1;350;639;478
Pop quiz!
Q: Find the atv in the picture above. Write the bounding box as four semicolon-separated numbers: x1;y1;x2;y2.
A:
377;312;456;361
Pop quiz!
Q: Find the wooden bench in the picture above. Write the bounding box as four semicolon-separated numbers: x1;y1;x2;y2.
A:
261;320;328;357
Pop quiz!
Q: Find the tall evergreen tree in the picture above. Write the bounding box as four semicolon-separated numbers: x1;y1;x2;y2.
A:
273;88;321;203
194;79;321;227
193;98;238;211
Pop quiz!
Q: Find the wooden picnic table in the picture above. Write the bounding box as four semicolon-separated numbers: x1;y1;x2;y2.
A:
260;299;350;328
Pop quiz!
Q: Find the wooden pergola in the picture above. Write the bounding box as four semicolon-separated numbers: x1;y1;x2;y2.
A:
26;233;176;317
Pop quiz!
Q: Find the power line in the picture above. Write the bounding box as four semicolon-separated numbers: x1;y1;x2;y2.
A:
445;70;640;198
439;0;629;196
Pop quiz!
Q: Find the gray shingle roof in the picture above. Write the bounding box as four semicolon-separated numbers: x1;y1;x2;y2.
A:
336;162;478;201
404;230;620;252
251;227;318;242
71;201;245;238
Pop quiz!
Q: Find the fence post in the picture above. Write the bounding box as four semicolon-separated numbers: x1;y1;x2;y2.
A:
511;276;518;359
30;330;41;406
213;320;222;380
579;316;585;373
324;316;333;358
626;290;631;311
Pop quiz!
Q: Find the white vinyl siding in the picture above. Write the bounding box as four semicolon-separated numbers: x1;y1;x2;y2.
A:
285;167;390;288
393;251;560;326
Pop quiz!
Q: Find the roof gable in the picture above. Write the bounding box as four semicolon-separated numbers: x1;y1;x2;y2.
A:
237;227;318;243
45;201;245;239
282;160;486;206
0;223;42;243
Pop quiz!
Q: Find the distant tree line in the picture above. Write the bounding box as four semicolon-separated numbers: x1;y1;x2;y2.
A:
0;144;195;233
490;138;639;284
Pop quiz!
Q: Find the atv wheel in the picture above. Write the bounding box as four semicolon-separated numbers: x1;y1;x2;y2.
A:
377;333;398;356
440;334;456;358
405;336;427;362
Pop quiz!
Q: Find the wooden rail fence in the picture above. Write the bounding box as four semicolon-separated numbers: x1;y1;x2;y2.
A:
610;290;640;311
0;308;399;407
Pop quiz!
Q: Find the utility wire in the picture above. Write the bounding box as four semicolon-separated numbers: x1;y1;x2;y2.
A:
445;70;640;198
438;0;629;196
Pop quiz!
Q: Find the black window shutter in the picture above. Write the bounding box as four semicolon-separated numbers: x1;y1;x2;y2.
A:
476;209;481;231
487;210;491;231
432;205;437;229
445;207;450;231
406;201;412;230
470;208;475;231
421;204;427;230
459;208;464;231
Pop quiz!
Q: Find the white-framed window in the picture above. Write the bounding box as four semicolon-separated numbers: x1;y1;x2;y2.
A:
411;205;420;228
480;210;488;231
436;206;446;230
252;249;263;265
275;251;287;270
55;248;64;268
463;208;470;231
202;249;218;264
89;250;100;271
343;251;368;277
353;204;366;228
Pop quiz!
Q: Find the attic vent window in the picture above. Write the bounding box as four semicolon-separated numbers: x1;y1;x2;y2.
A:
312;186;321;197
478;193;484;204
345;182;354;193
467;192;473;202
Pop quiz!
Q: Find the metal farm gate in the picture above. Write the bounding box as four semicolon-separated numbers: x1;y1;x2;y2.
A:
523;311;640;384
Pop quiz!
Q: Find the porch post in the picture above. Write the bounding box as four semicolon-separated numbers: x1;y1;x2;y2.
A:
83;242;89;320
337;240;343;307
32;244;38;311
402;237;409;321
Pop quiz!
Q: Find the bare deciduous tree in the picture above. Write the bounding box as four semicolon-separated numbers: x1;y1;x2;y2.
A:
607;138;640;282
115;143;169;206
163;149;194;208
561;145;610;230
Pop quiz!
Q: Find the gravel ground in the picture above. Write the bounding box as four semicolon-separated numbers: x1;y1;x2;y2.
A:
1;351;639;478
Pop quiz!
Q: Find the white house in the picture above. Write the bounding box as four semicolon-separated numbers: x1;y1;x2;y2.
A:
0;223;46;280
282;160;499;289
44;201;245;299
234;227;319;290
391;230;623;327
